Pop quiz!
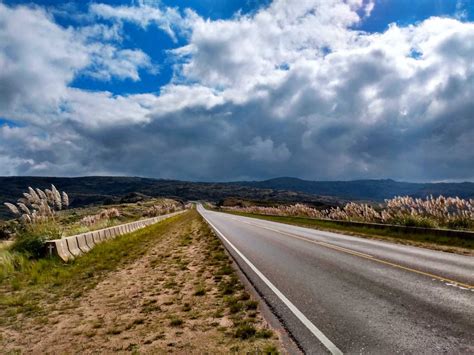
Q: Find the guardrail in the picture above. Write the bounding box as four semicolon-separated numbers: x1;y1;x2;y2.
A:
223;210;474;240
313;218;474;239
46;210;187;262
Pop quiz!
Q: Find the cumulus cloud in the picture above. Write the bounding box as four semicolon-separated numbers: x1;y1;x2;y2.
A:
0;3;154;123
0;0;473;182
90;2;186;41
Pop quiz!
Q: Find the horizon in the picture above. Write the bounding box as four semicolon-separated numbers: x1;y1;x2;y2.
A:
1;1;473;181
1;175;473;185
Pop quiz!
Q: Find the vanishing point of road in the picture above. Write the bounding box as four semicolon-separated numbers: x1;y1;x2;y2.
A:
197;205;474;354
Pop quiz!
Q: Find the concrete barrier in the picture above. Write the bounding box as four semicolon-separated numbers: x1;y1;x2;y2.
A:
47;210;187;261
99;229;107;241
93;230;103;244
46;239;74;262
77;234;91;253
66;236;82;257
85;233;95;249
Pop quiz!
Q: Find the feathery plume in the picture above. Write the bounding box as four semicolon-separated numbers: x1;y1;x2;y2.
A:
28;187;40;204
51;185;62;210
17;203;31;215
23;192;33;203
44;189;54;205
36;188;47;200
4;202;20;215
21;214;32;224
62;192;69;208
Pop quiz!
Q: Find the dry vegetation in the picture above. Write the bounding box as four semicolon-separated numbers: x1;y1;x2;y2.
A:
1;187;185;283
225;195;474;230
55;198;184;237
0;210;281;353
4;185;69;225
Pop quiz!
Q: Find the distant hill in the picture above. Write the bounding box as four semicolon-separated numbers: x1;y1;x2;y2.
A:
234;177;474;201
1;176;472;220
0;176;336;220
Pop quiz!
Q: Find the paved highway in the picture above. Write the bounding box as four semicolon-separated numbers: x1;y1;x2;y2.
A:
197;205;474;354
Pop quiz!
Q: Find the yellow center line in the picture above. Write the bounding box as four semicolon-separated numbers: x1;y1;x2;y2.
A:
231;217;474;290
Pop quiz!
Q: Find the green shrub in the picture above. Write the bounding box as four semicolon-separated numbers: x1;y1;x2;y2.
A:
398;216;437;229
0;249;29;281
446;218;473;230
169;317;183;327
194;286;206;296
0;222;15;240
255;328;273;339
245;300;258;310
234;322;256;339
11;220;62;258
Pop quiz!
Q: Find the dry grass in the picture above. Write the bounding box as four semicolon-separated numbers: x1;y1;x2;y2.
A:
3;185;69;224
225;195;474;230
58;198;183;236
0;209;282;353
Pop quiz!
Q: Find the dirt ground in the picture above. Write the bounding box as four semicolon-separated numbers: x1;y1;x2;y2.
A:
1;211;282;353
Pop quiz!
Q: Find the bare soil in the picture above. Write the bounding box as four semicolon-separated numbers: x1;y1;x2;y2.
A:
1;211;282;353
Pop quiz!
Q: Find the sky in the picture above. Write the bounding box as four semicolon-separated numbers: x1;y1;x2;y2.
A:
0;0;473;182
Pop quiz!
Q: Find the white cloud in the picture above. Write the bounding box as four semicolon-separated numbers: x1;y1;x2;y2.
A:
83;45;155;81
0;4;88;114
0;3;154;124
0;1;473;182
90;2;185;41
172;0;367;89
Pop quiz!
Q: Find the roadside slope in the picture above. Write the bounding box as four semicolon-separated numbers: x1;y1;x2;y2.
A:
0;210;282;353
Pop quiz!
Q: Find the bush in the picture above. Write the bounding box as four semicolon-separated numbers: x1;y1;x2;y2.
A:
169;317;183;327
11;220;62;258
234;322;256;339
446;218;473;230
398;216;437;229
0;249;29;281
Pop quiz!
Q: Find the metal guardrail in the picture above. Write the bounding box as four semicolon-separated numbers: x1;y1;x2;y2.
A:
313;218;474;239
225;211;474;240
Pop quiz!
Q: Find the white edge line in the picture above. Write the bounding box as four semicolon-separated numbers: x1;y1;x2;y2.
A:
198;207;343;355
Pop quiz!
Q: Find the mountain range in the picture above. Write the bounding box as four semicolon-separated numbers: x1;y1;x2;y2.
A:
1;176;473;219
234;177;474;201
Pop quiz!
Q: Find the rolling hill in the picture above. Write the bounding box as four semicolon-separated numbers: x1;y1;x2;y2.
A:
0;176;336;220
1;176;472;220
234;177;474;201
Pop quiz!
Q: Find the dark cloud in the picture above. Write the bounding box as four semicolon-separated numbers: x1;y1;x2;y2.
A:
0;2;473;182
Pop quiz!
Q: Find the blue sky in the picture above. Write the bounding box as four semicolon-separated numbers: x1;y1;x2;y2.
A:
0;0;473;181
4;0;472;97
4;0;276;95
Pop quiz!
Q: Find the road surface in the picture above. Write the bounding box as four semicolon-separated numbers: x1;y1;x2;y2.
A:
197;205;474;354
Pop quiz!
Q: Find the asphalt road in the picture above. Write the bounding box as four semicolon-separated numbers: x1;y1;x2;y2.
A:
197;205;474;354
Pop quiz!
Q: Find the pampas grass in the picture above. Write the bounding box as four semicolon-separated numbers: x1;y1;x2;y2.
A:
226;195;474;230
3;185;70;224
4;202;19;216
144;200;182;217
80;208;121;226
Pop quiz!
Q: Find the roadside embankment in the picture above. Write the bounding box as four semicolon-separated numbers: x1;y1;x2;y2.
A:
0;209;282;353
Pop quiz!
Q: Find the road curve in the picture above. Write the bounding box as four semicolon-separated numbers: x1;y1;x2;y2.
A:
197;205;474;354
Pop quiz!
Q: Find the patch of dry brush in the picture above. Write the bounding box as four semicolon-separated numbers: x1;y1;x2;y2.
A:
226;195;474;230
80;208;121;226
